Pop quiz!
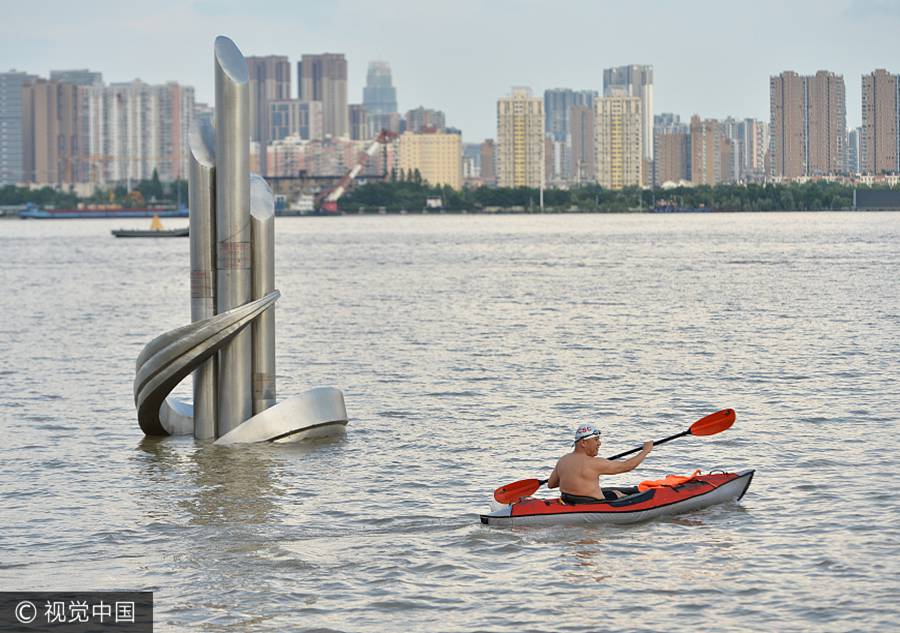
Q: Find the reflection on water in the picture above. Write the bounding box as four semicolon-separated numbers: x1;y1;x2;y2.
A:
135;437;282;526
2;213;899;632
569;538;612;583
183;445;281;527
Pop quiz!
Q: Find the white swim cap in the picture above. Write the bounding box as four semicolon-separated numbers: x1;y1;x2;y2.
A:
573;423;601;444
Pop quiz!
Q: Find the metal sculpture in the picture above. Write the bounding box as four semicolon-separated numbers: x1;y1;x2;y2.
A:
134;36;348;443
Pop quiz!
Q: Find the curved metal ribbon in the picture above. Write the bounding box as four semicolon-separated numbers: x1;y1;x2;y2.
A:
134;291;280;436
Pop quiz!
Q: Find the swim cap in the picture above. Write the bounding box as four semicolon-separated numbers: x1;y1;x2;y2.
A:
573;423;601;444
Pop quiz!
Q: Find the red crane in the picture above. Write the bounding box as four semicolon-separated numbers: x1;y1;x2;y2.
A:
319;130;397;213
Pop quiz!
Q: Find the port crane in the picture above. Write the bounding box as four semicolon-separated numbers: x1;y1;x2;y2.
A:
319;130;397;213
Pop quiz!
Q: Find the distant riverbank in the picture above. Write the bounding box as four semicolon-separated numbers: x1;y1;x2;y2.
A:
339;180;866;213
6;179;900;215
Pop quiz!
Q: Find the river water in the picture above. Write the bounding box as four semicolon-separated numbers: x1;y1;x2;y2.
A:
1;212;899;632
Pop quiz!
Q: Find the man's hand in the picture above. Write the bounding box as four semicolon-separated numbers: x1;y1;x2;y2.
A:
643;441;653;453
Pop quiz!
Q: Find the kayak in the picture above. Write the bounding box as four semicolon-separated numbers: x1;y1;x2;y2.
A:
480;469;754;527
111;227;189;238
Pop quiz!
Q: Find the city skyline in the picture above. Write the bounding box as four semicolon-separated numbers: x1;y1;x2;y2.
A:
3;0;900;141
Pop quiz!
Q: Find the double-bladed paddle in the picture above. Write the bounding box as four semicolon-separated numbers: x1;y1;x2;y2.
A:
492;408;736;504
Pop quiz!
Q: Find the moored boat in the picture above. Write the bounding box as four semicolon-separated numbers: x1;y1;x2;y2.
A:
480;469;753;527
112;214;189;238
112;227;189;238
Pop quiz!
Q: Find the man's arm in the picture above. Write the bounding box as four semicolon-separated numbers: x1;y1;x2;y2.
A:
592;441;653;475
547;463;560;489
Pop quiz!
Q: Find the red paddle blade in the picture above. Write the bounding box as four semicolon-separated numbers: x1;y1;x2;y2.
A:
493;478;542;504
689;408;736;436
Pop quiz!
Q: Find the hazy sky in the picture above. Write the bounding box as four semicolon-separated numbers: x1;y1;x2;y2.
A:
3;0;900;141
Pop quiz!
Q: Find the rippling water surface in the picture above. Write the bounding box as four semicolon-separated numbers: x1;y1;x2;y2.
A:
1;212;899;632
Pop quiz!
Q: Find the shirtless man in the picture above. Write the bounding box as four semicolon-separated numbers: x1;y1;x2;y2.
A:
547;424;653;502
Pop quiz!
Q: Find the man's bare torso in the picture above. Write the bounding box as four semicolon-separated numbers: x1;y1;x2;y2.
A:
554;452;604;498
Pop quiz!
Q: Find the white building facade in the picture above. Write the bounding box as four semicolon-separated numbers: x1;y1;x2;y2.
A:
88;80;194;184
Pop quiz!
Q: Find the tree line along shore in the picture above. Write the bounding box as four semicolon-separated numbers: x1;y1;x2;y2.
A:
0;176;889;214
340;179;859;213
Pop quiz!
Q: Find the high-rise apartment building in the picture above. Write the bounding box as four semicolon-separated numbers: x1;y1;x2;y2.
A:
848;126;861;174
770;70;847;178
398;131;462;189
690;115;733;186
807;72;847;176
545;136;570;187
543;88;595;184
269;100;323;141
570;105;595;184
363;61;399;138
654;114;690;185
595;91;642;189
654;130;690;185
603;65;653;181
21;78;91;184
543;88;597;142
21;78;60;184
861;69;900;174
1;70;38;184
405;107;446;133
462;143;481;181
480;139;496;185
349;104;369;140
87;80;194;184
22;69;103;184
298;54;348;138
727;118;769;182
770;71;804;178
246;55;291;175
751;119;769;179
363;61;397;115
719;118;742;182
723;137;736;183
496;87;544;188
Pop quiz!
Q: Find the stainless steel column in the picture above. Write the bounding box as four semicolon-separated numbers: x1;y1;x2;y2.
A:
214;36;252;436
188;118;217;440
250;174;276;414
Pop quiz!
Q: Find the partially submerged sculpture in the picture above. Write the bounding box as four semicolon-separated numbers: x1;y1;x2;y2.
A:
134;36;348;444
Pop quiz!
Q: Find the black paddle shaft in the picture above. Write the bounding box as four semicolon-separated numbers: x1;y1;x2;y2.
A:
607;429;690;460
